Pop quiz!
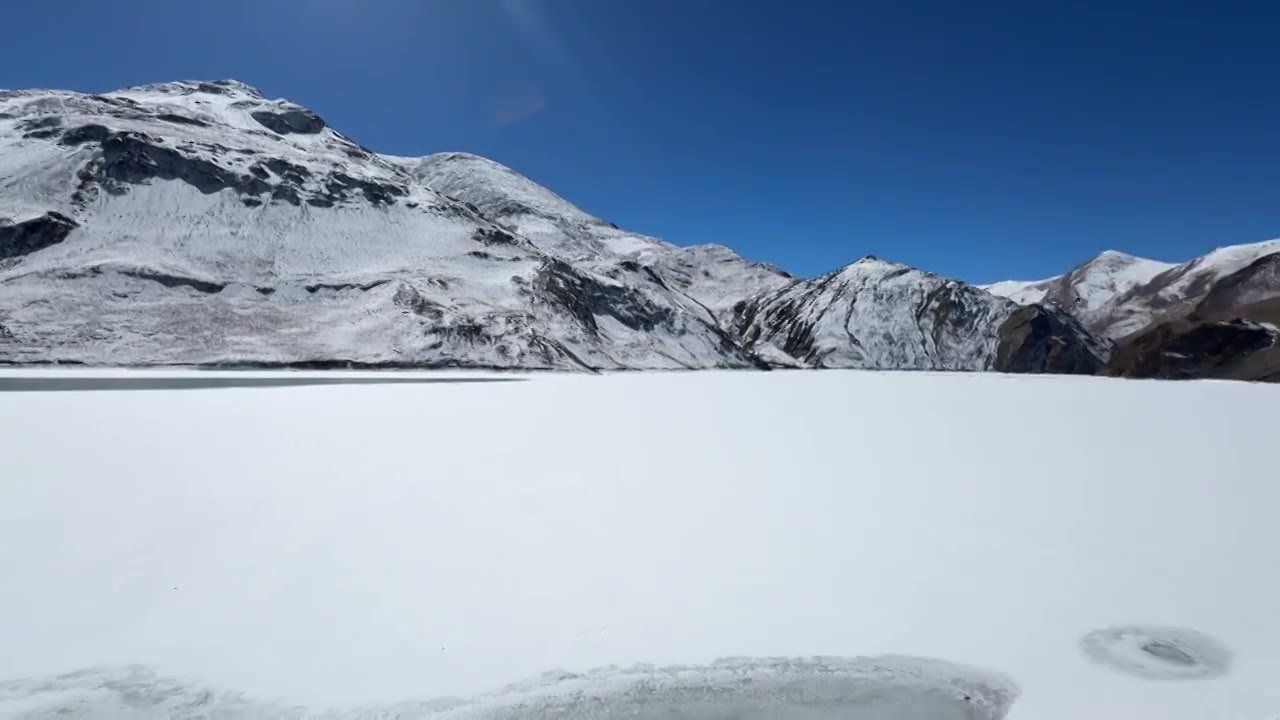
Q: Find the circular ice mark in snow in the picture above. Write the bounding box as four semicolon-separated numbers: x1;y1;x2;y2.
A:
1080;625;1232;680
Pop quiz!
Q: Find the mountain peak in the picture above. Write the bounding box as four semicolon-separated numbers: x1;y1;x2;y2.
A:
1092;249;1141;263
115;79;265;100
837;254;915;278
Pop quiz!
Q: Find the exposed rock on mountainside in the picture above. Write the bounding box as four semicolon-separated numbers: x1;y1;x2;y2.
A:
1101;253;1280;381
994;305;1106;374
1193;252;1280;323
989;241;1280;381
0;211;78;259
1104;319;1279;382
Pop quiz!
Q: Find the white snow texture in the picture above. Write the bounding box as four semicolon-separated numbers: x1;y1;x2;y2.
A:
1;369;1278;720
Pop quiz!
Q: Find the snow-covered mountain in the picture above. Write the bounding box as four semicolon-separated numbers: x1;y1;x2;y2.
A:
1103;249;1280;381
986;241;1280;381
734;257;1104;372
985;242;1280;340
0;81;782;370
0;80;1107;373
983;251;1176;338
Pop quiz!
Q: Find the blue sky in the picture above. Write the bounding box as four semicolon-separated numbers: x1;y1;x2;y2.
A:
4;0;1278;282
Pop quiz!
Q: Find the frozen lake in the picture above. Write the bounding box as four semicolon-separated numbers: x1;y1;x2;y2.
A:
0;369;1276;719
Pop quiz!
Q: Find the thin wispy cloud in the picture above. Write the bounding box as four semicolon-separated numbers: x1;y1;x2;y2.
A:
499;0;579;81
499;0;610;125
489;87;549;128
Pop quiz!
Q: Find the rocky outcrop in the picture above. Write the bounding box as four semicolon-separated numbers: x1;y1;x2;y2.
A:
62;127;408;209
473;227;518;246
1105;319;1279;382
319;172;406;206
0;212;79;259
995;305;1106;374
85;131;272;198
1193;253;1280;321
18;115;62;139
532;260;674;335
60;124;112;146
250;107;325;135
1103;254;1280;382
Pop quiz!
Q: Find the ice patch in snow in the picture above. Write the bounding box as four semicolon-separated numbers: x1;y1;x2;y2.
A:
1079;625;1232;681
0;657;1019;720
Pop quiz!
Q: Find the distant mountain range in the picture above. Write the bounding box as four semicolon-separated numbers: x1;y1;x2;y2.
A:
984;241;1280;381
1;81;1275;380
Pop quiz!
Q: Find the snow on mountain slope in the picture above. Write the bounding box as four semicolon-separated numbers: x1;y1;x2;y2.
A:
987;243;1280;341
980;277;1056;305
2;369;1277;719
983;251;1175;336
398;152;794;318
1;79;1101;373
1102;251;1280;382
1104;238;1280;338
0;81;772;369
735;256;1104;372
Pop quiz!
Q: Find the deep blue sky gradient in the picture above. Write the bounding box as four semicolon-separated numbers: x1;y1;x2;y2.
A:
4;0;1278;282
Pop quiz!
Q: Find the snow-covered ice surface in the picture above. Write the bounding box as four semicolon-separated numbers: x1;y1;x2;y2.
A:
1;370;1278;720
1079;626;1233;682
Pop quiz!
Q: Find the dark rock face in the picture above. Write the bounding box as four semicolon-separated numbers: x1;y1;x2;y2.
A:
250;108;325;135
1101;253;1280;382
90;131;271;197
122;268;226;294
54;266;228;294
0;212;79;259
262;158;310;183
533;260;674;334
60;124;112;146
155;113;208;127
303;280;388;293
919;282;997;350
1194;253;1280;321
732;292;821;362
320;172;405;206
271;185;301;206
19;115;62;139
472;227;517;246
995;305;1105;374
1105;319;1280;382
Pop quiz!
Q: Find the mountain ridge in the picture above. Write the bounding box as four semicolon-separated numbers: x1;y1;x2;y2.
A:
1;79;1269;378
986;240;1280;381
